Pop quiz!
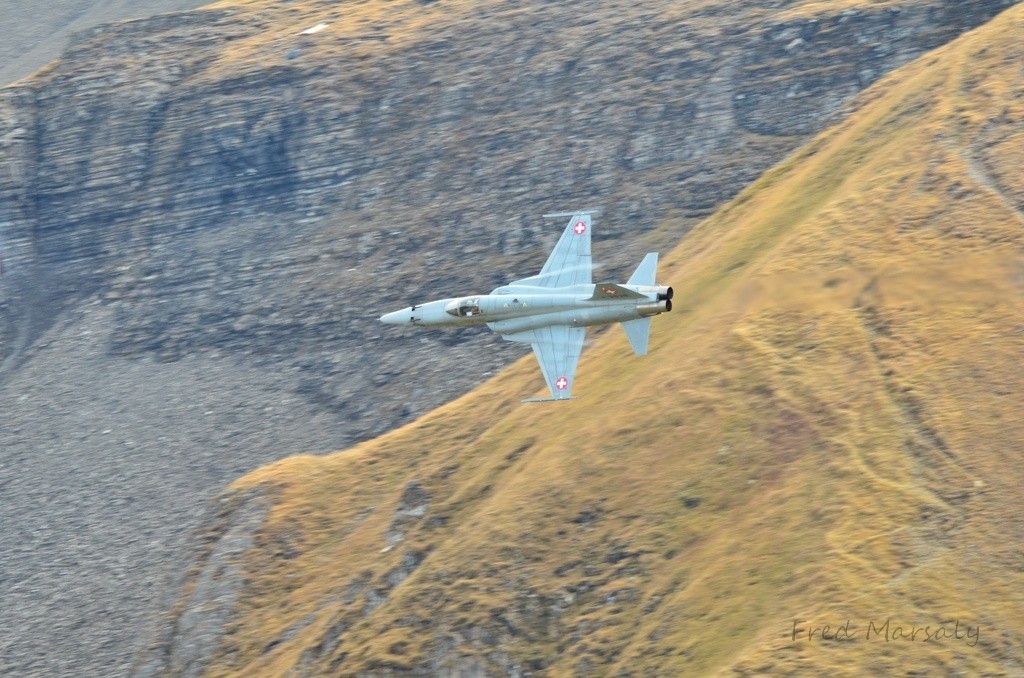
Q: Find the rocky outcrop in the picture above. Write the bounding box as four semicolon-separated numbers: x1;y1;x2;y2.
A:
385;480;431;548
134;488;270;678
0;0;1017;674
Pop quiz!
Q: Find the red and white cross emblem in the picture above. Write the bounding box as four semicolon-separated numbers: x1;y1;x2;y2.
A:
573;220;586;236
555;376;569;390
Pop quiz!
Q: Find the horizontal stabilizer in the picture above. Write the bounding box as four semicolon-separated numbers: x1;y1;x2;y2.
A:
521;396;578;403
628;253;658;286
621;317;651;356
542;207;602;218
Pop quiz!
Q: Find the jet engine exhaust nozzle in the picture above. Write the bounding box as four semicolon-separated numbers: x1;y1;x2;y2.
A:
636;299;671;317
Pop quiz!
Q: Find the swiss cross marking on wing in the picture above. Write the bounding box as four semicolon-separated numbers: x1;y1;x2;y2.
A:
573;221;586;235
555;376;569;390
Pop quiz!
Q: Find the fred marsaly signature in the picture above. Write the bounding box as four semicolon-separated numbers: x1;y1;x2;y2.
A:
791;619;980;647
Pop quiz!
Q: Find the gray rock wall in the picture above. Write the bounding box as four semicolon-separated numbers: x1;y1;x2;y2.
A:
2;2;1015;272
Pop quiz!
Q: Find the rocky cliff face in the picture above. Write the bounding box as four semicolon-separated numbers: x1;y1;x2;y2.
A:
0;0;1016;675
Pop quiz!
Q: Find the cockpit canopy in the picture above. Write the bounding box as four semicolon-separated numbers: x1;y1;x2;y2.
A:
445;297;483;317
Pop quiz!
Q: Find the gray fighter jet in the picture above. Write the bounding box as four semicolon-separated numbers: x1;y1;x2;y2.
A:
380;210;672;401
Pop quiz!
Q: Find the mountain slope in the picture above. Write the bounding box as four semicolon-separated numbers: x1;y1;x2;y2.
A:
148;6;1024;675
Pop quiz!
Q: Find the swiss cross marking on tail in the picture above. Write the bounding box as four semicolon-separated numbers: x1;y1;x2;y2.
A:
573;221;586;235
555;376;569;390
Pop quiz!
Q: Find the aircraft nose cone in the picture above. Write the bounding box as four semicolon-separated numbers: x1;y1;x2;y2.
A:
380;309;410;325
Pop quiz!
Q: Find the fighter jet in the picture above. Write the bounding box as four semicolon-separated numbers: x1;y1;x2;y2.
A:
380;210;672;401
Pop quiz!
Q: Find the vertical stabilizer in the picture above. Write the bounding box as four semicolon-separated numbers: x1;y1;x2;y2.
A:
621;317;651;356
628;253;658;286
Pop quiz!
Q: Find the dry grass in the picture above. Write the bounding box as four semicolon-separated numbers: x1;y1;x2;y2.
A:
204;5;1024;675
778;0;935;20
197;0;519;78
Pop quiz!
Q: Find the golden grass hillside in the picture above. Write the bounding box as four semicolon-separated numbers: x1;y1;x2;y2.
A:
203;6;1024;675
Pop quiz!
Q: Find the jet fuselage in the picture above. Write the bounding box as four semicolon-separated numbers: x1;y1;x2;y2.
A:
379;283;672;335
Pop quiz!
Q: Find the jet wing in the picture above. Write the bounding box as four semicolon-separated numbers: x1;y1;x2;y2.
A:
500;325;585;401
511;212;592;288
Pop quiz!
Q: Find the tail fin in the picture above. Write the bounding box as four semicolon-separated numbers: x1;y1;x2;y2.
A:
621;317;651;356
628;253;658;286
